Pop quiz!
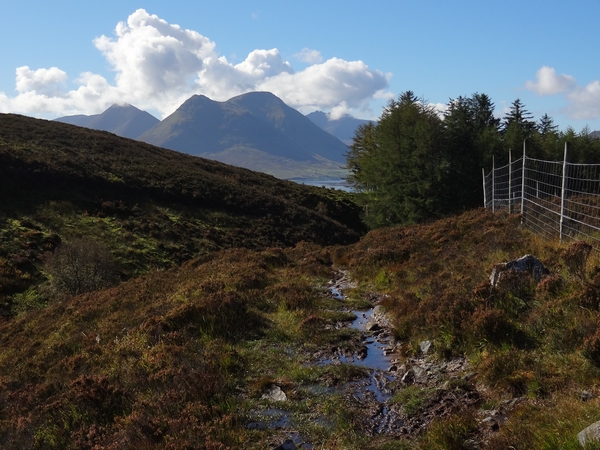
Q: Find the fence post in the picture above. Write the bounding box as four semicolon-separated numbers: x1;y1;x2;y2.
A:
508;149;512;214
520;144;526;223
559;142;568;242
492;156;495;213
482;168;487;209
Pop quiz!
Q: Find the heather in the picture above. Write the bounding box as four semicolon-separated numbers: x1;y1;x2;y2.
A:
3;115;600;448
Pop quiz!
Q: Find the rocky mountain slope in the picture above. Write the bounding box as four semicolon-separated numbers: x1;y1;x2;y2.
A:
306;110;373;145
55;103;159;139
137;92;351;179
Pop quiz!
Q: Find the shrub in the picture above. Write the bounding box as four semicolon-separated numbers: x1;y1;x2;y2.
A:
583;326;600;367
562;240;592;283
45;239;119;296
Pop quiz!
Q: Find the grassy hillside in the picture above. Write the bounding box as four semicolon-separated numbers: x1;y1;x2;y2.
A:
2;203;600;448
0;113;365;315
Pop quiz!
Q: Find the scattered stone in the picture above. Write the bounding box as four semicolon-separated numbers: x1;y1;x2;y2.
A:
401;369;415;384
412;365;428;383
481;411;506;431
419;340;432;355
489;254;550;287
387;364;398;373
373;305;386;316
365;321;381;332
582;390;593;402
356;348;368;360
579;421;600;447
261;385;287;402
273;439;297;450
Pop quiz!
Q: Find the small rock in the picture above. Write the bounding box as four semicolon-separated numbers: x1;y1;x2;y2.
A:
261;384;287;402
373;305;385;316
365;321;381;332
579;421;600;446
481;416;500;431
274;439;297;450
582;390;593;402
401;369;415;384
419;340;432;355
490;254;550;286
412;365;427;382
387;364;398;373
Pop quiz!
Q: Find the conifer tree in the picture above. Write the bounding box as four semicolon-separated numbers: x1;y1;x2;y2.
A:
346;91;446;227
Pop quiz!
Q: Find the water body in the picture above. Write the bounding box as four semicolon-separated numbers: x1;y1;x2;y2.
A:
290;178;354;192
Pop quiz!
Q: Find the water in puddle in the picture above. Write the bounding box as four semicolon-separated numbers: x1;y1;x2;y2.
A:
247;408;291;430
349;309;392;371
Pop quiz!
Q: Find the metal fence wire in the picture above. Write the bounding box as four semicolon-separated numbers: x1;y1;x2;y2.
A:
483;144;600;251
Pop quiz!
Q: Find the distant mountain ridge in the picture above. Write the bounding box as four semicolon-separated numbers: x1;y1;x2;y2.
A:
138;92;350;178
306;111;374;145
54;93;375;179
55;104;159;139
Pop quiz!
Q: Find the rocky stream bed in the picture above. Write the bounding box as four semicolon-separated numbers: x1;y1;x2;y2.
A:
262;270;525;449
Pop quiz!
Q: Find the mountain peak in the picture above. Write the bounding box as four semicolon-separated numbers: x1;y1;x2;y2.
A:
138;92;350;177
54;103;159;139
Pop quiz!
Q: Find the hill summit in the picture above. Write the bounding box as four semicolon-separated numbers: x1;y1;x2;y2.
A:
55;103;159;139
138;92;350;179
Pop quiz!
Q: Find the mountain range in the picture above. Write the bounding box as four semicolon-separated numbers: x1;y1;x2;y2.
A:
306;110;373;145
55;93;371;179
138;92;350;179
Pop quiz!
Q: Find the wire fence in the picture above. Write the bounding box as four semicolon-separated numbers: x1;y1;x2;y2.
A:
483;144;600;251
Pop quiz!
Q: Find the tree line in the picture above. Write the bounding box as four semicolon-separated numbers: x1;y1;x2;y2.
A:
345;91;600;228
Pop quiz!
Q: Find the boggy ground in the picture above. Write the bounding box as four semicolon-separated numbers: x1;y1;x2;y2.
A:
3;209;600;449
318;270;482;445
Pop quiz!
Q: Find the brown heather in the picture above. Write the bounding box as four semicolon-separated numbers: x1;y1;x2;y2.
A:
3;115;600;448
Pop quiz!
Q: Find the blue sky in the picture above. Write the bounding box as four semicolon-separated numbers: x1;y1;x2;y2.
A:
1;1;599;132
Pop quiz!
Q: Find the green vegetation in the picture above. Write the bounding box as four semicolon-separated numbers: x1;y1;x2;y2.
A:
0;113;365;315
346;91;600;228
3;113;600;448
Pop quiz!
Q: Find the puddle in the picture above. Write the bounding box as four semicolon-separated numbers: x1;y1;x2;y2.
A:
349;309;393;371
249;276;402;440
324;283;397;404
247;408;292;430
329;286;344;300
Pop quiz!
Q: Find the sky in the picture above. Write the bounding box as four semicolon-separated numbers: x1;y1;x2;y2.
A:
1;1;600;132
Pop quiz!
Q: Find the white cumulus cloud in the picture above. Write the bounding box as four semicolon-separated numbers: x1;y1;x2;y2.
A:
566;81;600;120
15;66;68;95
294;48;323;64
257;58;390;113
525;66;600;122
0;9;390;120
525;66;576;95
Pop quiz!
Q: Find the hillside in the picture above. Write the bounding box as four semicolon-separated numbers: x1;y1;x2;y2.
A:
138;92;350;179
0;113;365;316
2;201;600;448
55;103;159;139
306;110;374;145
